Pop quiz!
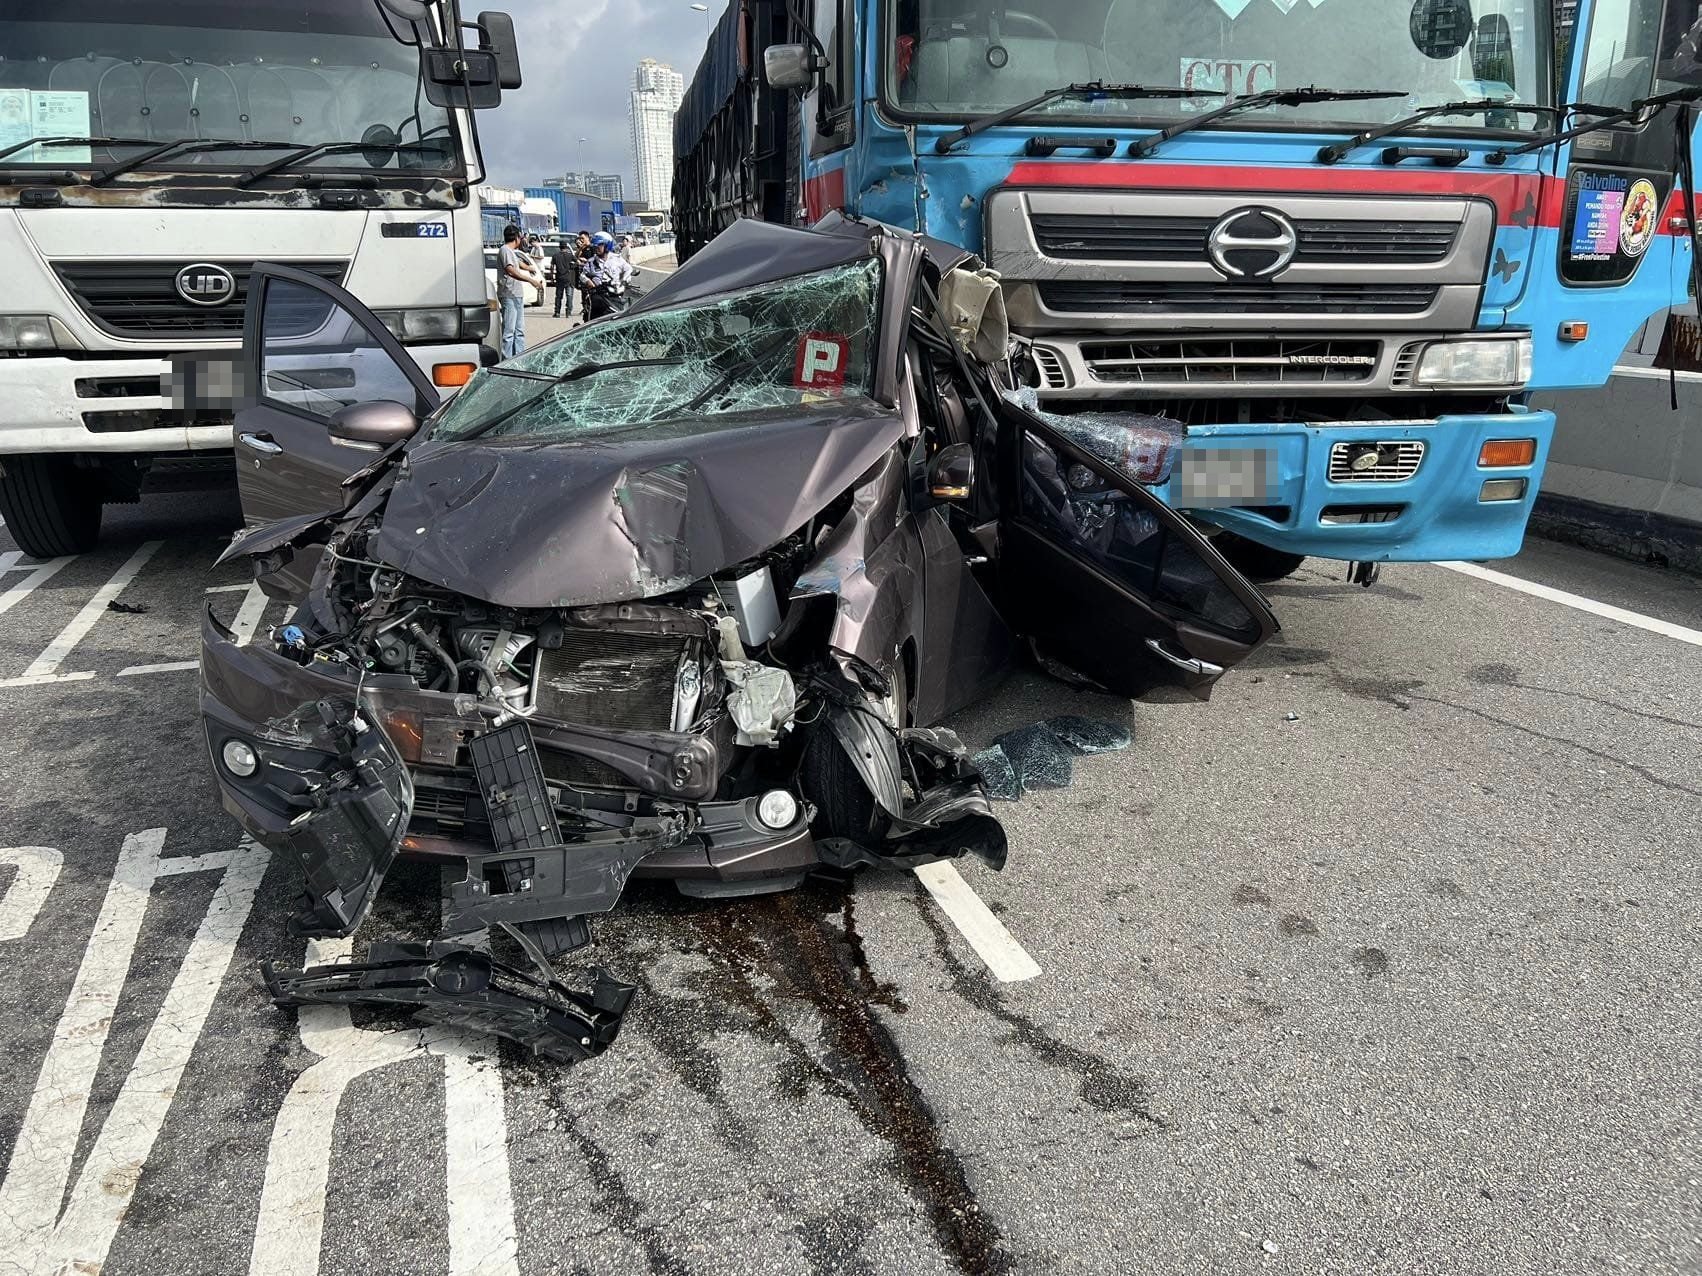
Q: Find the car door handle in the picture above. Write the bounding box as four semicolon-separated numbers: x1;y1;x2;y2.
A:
1144;638;1224;678
238;432;283;456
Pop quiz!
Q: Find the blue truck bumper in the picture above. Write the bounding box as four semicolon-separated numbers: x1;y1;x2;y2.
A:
1147;405;1555;562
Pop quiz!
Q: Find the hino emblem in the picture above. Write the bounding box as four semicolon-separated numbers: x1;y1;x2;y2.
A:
174;262;237;307
1207;207;1298;279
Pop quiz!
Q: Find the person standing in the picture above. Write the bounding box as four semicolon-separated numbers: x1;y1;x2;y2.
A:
552;236;576;319
497;223;541;358
575;230;595;319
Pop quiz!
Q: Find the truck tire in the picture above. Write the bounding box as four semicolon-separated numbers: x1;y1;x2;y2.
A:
0;455;102;558
1213;531;1307;584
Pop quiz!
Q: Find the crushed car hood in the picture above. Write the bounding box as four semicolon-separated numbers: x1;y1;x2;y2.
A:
370;399;907;608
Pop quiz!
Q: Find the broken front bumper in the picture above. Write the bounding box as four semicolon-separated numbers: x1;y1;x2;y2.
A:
201;607;820;938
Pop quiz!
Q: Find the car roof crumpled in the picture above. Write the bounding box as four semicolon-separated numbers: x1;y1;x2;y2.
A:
629;212;973;316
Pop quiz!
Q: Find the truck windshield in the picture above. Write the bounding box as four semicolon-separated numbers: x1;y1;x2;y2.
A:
888;0;1551;133
0;0;458;174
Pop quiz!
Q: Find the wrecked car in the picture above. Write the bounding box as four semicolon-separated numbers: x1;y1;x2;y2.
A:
201;214;1277;968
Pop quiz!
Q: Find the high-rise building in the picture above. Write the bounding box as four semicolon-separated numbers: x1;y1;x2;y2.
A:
628;58;683;209
547;171;625;203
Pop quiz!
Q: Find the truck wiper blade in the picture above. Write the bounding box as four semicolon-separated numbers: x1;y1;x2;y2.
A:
85;137;319;185
1487;86;1702;163
234;137;448;186
0;135;157;164
933;82;1225;155
455;358;686;442
1318;99;1557;164
1128;86;1408;159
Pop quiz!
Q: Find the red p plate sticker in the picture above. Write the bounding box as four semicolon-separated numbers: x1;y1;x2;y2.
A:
794;332;849;390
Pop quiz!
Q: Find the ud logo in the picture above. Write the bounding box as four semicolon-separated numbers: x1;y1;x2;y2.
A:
175;262;238;307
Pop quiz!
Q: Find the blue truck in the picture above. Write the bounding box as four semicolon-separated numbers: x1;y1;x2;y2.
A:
673;0;1702;579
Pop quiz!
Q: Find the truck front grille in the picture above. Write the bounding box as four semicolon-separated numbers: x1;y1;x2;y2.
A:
1041;281;1438;316
533;628;687;732
1029;214;1458;264
1080;338;1380;385
53;259;346;338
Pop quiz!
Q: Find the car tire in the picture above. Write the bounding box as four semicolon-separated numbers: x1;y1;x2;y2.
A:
0;455;102;558
798;660;907;844
1213;531;1306;584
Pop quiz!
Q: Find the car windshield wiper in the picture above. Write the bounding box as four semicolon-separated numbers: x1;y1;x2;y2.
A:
933;82;1225;155
1486;85;1702;163
234;134;452;186
664;333;795;417
451;358;686;442
1317;99;1561;164
1128;86;1408;158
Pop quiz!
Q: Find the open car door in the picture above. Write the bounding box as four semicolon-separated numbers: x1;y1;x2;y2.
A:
994;401;1277;698
233;263;440;528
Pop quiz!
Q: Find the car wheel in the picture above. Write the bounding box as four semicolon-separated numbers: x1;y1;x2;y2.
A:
798;659;907;844
0;455;102;558
1213;531;1307;584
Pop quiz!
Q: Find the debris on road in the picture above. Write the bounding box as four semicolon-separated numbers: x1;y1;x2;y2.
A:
261;922;634;1063
971;715;1131;800
107;599;150;614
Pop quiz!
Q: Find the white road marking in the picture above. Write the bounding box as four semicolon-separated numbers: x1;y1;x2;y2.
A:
157;847;237;876
0;845;63;941
230;582;270;646
1436;560;1702;648
118;659;199;676
0;550;21;575
914;861;1042;983
251;938;519;1276
0;828;167;1275
440;1037;522;1275
0;670;97;689
205;582;253;593
0;554;74;619
14;539;162;680
44;839;269;1276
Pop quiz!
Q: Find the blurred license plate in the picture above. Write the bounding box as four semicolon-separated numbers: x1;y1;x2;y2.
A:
1176;446;1276;507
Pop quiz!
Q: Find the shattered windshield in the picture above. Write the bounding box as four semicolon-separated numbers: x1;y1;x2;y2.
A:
431;259;884;444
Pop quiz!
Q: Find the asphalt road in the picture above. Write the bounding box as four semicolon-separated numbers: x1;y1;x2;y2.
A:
2;486;1698;1276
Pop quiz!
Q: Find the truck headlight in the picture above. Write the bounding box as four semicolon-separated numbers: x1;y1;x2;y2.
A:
372;308;462;342
0;315;57;351
1413;337;1532;388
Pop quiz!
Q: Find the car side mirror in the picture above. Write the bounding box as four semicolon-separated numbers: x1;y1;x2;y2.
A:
928;443;974;503
330;400;420;449
476;11;524;90
765;44;821;90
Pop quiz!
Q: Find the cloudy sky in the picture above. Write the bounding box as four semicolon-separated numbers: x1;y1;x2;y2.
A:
476;0;724;193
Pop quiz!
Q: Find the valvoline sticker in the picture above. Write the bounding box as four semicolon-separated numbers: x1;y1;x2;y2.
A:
793;332;849;390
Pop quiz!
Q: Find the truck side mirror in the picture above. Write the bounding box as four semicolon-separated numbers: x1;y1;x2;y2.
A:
928;443;975;503
330;400;421;449
765;44;821;90
421;46;503;108
376;0;430;21
1660;9;1702;85
477;11;524;90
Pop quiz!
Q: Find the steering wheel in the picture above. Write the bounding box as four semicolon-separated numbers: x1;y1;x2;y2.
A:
1001;10;1060;41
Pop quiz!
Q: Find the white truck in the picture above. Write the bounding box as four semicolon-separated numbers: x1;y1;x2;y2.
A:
0;0;520;557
